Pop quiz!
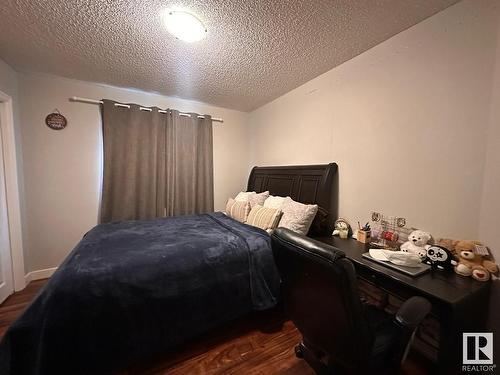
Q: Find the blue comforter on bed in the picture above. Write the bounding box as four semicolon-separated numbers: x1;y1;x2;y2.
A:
0;212;279;374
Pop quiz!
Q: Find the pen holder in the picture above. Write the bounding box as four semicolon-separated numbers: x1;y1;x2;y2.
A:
357;230;371;244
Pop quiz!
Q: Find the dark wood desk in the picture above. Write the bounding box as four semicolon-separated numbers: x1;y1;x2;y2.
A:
314;236;491;375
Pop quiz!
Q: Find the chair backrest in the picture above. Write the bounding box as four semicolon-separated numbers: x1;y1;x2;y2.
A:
271;228;374;370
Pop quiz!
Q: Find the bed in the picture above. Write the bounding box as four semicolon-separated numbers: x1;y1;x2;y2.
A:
0;163;338;375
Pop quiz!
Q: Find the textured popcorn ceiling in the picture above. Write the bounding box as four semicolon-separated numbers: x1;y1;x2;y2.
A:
0;0;459;111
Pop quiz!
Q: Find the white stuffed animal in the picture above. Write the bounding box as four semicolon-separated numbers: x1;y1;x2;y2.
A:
400;230;431;259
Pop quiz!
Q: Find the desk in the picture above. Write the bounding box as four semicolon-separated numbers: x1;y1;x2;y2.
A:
314;236;491;375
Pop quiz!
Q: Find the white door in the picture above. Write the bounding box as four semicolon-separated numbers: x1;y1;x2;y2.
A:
0;109;14;303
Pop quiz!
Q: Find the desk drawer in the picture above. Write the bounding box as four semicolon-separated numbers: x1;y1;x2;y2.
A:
357;278;387;307
356;266;415;301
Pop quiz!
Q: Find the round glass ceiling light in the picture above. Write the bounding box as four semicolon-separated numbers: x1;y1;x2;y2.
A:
163;10;207;43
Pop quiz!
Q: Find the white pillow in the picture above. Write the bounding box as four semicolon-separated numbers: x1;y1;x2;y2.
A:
279;197;318;235
235;191;256;202
248;191;269;208
263;195;287;209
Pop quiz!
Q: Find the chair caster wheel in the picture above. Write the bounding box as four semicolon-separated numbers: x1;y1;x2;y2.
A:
295;344;304;358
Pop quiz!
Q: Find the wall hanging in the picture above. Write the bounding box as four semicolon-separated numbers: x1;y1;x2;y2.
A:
45;109;67;130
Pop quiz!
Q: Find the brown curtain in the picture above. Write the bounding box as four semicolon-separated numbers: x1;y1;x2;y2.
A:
166;111;214;216
100;100;213;223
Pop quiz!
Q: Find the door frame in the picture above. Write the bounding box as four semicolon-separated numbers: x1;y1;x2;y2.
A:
0;89;25;292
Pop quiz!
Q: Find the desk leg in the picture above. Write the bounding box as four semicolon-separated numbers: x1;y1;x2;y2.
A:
437;286;490;375
437;305;460;375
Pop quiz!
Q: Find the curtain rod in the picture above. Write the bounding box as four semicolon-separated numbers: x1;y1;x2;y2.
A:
69;96;224;123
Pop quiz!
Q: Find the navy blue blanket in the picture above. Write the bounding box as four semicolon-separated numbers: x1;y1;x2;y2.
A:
0;212;279;374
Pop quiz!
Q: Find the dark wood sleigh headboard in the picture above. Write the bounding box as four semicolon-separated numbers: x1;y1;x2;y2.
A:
247;163;338;236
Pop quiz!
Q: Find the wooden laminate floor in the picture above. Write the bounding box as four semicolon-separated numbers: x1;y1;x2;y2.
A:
0;280;430;374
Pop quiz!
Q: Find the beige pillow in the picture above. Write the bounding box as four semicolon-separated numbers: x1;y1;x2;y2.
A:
248;191;269;208
246;205;282;231
263;195;287;209
226;198;251;223
279;197;318;235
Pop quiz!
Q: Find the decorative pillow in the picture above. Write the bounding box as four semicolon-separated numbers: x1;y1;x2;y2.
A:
226;198;250;223
263;195;287;209
246;205;282;231
279;197;318;235
234;191;255;202
308;206;330;236
248;191;269;208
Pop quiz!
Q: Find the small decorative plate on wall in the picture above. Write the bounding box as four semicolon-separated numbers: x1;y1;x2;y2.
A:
45;110;67;130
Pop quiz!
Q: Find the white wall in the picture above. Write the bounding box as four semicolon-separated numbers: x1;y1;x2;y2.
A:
18;73;251;272
478;3;500;358
250;0;500;242
480;9;500;260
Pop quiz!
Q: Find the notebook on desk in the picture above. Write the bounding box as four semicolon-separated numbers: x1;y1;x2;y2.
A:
362;252;431;276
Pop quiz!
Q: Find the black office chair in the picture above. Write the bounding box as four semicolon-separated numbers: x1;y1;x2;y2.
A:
271;228;431;375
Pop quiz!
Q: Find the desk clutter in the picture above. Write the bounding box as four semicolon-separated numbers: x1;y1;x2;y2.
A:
316;235;492;370
332;211;498;281
362;251;430;276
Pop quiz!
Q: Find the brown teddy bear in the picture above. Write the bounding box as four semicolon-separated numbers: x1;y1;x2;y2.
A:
437;239;498;282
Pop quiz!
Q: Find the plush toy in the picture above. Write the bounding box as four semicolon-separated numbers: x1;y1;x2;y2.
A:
332;218;351;239
437;239;499;282
424;245;457;270
400;230;431;259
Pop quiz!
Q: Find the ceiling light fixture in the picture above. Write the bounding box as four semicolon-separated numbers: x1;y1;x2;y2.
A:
163;10;207;43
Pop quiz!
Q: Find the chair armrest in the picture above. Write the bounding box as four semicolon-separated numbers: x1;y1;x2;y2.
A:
388;297;431;367
395;296;431;330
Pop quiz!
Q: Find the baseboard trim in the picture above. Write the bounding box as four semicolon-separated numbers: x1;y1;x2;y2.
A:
24;267;57;284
